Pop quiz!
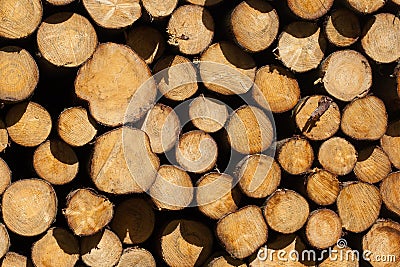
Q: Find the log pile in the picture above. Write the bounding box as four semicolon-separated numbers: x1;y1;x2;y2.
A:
0;0;399;266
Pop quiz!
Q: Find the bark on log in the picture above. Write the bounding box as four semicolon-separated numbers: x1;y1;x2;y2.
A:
226;105;274;154
160;219;213;267
0;0;42;39
75;43;156;127
80;229;123;267
189;96;228;133
126;26;166;64
354;146;391;184
116;248;156;267
380;120;400;169
196;172;240;219
57;107;97;147
287;0;334;20
167;5;214;55
380;171;400;217
142;0;177;19
110;198;154;244
277;22;326;73
176;130;218;173
306;168;340;206
324;8;360;47
305;209;342;249
235;154;281;199
361;13;400;63
83;0;141;29
217;205;268;259
2;179;57;236
341;96;387;140
5;102;52;147
229;0;279;52
31;227;79;267
253;65;300;113
90;127;159;194
200;42;256;95
37;13;97;67
0;47;39;102
33;140;79;185
337;182;382;233
318;137;357;176
321;50;372;102
277;137;314;175
63;188;113;236
264;189;309;234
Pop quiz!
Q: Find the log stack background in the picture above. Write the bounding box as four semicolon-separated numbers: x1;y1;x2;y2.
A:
0;0;400;266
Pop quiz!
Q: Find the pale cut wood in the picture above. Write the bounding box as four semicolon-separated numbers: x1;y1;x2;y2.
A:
46;0;75;5
0;120;8;153
110;198;154;244
324;8;360;47
33;140;79;185
57;107;97;147
294;95;340;140
176;130;218;173
277;137;314;175
196;172;240;219
217;206;267;259
341;96;387;140
2;179;57;236
354;146;391;184
6;102;52;147
393;0;400;4
235;154;281;199
230;0;279;52
207;254;246;267
141;103;180;154
362;219;400;267
83;0;140;29
249;234;316;266
264;189;309;234
0;0;42;39
160;219;213;267
37;13;97;67
1;252;33;267
346;0;386;13
153;55;198;101
277;22;326;73
380;120;400;169
318;137;357;176
319;245;359;267
189;96;228;133
337;182;381;233
253;65;300;113
321;50;372;102
0;158;11;195
287;0;334;20
142;0;177;18
0;224;9;260
226;105;274;154
167;5;214;55
117;248;156;267
0;47;39;102
90;127;159;194
75;43;156;127
63;188;113;236
185;0;222;6
126;26;166;64
31;227;79;267
149;165;194;210
81;229;123;267
361;13;400;63
200;42;256;95
305;209;342;249
306;168;340;206
380;171;400;217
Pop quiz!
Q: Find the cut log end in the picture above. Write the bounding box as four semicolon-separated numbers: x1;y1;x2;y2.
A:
0;120;8;153
0;158;11;196
306;169;339;206
319;245;359;267
1;252;33;267
189;96;228;133
325;8;360;47
264;189;309;234
380;172;400;217
346;0;386;14
354;146;391;184
142;0;177;18
116;248;156;267
287;0;334;20
0;224;9;260
63;189;113;236
230;0;279;52
277;137;314;175
2;179;57;237
337;182;382;233
46;0;75;5
380;120;400;169
207;254;246;267
217;205;267;259
185;0;222;6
